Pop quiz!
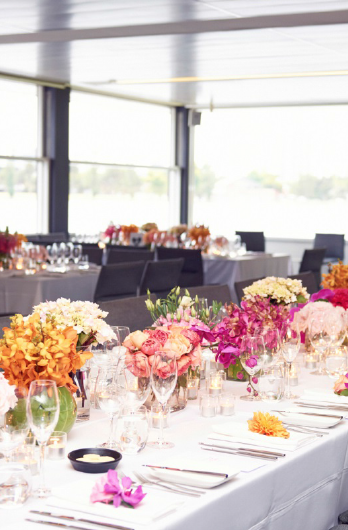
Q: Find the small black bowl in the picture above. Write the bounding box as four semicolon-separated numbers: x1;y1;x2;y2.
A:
68;448;122;474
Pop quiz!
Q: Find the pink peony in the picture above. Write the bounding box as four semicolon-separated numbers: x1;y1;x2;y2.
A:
0;374;18;415
150;329;169;346
141;338;162;356
125;352;150;378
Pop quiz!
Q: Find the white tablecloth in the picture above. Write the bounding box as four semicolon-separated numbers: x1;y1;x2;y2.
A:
203;254;292;303
0;269;100;315
3;366;348;530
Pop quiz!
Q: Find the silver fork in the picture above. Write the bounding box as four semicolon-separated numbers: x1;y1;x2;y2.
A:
282;424;326;437
133;471;203;497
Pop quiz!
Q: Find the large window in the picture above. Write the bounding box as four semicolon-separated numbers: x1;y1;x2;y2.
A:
0;79;46;234
69;92;177;235
193;106;348;239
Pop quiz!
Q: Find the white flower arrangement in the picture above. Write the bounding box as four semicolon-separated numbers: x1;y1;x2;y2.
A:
243;277;309;305
31;298;116;346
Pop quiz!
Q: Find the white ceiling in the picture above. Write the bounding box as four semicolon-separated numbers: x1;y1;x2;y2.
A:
0;1;348;106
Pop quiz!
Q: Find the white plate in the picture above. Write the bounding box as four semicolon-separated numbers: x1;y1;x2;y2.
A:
280;410;343;429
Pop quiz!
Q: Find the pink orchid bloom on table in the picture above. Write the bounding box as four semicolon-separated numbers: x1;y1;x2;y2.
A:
91;470;146;508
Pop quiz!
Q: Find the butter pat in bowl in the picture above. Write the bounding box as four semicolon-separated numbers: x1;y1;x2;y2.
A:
68;448;122;474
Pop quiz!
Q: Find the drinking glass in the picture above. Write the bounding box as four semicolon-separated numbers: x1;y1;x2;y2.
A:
326;345;348;379
148;351;177;449
308;317;332;375
113;326;130;352
46;245;57;266
259;365;284;402
0;463;32;508
116;405;149;454
120;353;151;410
57;243;66;267
282;323;301;399
254;328;281;368
27;380;60;498
72;244;82;265
0;387;28;462
95;366;127;449
239;335;265;401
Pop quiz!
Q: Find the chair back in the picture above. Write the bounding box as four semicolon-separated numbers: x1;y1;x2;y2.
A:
99;294;156;332
94;261;145;303
288;272;318;296
314;233;345;262
81;244;104;265
139;258;184;297
107;249;154;264
234;277;263;305
0;315;11;332
299;248;327;290
180;284;232;307
235;231;265;252
156;247;203;287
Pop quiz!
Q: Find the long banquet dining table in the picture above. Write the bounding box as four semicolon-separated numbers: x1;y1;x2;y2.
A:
4;365;348;530
0;267;100;315
203;253;292;304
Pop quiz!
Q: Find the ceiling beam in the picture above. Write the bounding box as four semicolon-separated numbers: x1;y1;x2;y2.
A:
0;10;348;44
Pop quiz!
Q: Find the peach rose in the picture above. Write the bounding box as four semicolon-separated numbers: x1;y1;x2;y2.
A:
163;333;191;359
333;374;348;394
123;330;148;351
125;352;150;378
186;344;202;368
177;355;191;376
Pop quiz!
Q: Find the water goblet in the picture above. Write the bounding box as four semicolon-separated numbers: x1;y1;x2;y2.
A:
258;365;285;402
0;387;28;463
281;323;301;399
239;335;265;401
119;353;151;410
147;351;177;449
254;328;281;368
308;317;332;375
72;244;82;265
27;380;60;498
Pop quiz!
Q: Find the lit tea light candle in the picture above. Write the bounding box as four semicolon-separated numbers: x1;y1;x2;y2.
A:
187;378;199;400
151;406;169;429
219;393;235;416
47;431;67;460
289;365;299;386
305;354;318;370
209;375;222;396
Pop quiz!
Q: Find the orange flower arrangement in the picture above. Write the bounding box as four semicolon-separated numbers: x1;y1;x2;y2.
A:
188;225;210;241
248;412;289;439
0;313;92;392
120;224;139;236
322;261;348;289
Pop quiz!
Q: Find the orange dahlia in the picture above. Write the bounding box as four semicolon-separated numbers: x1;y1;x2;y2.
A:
248;411;290;439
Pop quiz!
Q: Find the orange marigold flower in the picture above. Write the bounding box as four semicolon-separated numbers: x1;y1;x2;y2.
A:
0;313;92;392
248;411;290;439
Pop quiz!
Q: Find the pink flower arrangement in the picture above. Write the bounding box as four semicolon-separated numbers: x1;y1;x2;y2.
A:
291;301;346;337
333;373;348;396
123;325;202;377
0;373;18;415
213;296;289;369
0;228;26;257
90;470;146;508
103;223;120;242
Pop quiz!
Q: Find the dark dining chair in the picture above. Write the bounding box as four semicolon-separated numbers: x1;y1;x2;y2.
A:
236;231;265;252
156;247;203;287
299;248;327;290
107;249;154;264
99;294;156;332
94;261;145;302
82;244;104;265
234;277;262;305
180;284;232;307
288;272;318;296
139;258;184;297
314;233;345;264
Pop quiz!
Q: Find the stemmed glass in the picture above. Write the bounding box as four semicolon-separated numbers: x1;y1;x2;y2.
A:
0;387;28;462
148;351;177;449
254;328;281;368
27;380;60;498
120;353;151;410
72;244;82;265
282;323;301;399
308;317;332;375
95;365;127;449
240;335;265;401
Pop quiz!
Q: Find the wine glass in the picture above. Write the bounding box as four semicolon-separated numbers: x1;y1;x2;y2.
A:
95;365;127;449
72;244;82;265
0;387;28;462
254;328;281;368
148;351;177;449
120;353;151;410
308;317;332;375
282;323;301;399
239;335;265;401
27;380;60;497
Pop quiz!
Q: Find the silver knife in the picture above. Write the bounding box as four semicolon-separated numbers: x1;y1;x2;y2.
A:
200;443;278;460
200;446;278;461
273;409;343;419
29;512;134;530
142;464;228;478
206;438;286;457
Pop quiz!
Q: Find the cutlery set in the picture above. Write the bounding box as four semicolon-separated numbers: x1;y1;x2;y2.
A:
132;470;205;497
27;512;134;530
199;441;283;461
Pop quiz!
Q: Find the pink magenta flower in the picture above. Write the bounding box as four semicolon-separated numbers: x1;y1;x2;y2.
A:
246;356;258;369
90;475;114;504
103;470;146;508
237;371;244;380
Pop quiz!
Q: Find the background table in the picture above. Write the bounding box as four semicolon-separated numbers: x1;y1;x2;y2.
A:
4;366;348;530
0;268;100;315
203;253;292;303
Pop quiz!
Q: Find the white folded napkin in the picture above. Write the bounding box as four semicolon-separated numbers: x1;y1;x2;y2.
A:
47;479;183;525
273;409;342;429
212;423;316;451
302;388;348;405
145;457;240;488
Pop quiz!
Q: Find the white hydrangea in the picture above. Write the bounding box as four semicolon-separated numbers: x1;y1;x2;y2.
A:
31;298;115;344
243;277;309;305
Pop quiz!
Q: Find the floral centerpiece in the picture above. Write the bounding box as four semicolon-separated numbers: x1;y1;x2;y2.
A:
0;227;27;269
322;261;348;289
333;373;348;397
188;225;210;250
103;223;121;243
213;296;289;391
140;222;158;232
243;277;309;305
0;373;18;416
